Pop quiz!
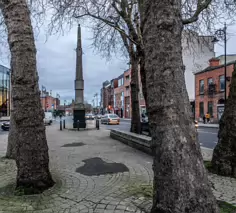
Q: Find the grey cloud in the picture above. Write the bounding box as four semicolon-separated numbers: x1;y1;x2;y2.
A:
36;25;128;104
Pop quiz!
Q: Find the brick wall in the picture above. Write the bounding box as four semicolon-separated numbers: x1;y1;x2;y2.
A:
195;62;234;122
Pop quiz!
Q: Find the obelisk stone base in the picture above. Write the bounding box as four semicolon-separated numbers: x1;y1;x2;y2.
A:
73;104;86;128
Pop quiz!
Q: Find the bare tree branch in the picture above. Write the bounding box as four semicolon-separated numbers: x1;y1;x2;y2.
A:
182;0;213;25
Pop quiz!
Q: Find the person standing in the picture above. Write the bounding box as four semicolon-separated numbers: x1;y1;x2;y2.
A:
206;112;210;123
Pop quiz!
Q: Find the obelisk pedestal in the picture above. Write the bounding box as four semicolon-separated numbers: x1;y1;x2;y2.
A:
73;24;86;128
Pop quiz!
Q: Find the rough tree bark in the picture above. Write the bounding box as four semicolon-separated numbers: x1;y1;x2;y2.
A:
143;0;219;212
211;66;236;177
130;54;141;134
5;111;16;159
0;0;54;193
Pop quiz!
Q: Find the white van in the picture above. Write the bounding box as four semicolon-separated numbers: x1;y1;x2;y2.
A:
44;112;53;125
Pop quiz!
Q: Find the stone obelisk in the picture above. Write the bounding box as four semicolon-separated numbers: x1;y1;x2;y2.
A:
73;24;86;128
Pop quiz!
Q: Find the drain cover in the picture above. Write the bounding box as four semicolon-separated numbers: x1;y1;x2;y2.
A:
61;142;85;147
76;157;129;176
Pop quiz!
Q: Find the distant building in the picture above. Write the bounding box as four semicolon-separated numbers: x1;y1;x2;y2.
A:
194;56;235;122
114;73;124;118
0;65;10;116
40;91;60;112
182;31;215;100
124;69;131;118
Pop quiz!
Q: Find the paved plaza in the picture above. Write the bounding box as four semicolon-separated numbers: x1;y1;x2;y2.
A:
0;122;235;212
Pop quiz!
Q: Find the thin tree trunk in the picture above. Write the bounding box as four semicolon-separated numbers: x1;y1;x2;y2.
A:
130;55;141;134
0;0;54;193
139;52;148;109
211;66;236;177
6;110;16;159
143;1;219;212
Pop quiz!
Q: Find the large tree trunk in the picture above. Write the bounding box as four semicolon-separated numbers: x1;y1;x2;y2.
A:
130;55;141;134
0;0;54;193
143;1;219;212
5;111;16;159
211;66;236;177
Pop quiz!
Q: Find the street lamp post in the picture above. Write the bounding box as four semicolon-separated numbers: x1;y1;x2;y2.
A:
212;23;227;103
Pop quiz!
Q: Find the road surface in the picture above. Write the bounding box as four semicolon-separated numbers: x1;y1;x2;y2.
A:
0;117;217;149
101;119;218;150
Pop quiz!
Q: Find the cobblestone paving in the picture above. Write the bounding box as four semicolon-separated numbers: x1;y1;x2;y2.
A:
0;123;235;213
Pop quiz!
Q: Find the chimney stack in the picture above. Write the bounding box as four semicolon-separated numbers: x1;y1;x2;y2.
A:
209;58;220;67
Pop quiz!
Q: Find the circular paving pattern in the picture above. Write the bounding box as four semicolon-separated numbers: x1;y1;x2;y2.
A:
0;155;152;213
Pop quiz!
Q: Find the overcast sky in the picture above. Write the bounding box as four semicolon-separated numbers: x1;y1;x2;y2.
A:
1;23;236;106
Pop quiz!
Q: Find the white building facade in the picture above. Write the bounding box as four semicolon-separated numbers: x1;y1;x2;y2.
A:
182;31;215;100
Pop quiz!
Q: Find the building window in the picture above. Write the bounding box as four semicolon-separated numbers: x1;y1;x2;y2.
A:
219;75;225;91
199;102;204;117
199;80;204;94
126;86;129;91
208;78;213;85
125;75;130;80
208;101;213;117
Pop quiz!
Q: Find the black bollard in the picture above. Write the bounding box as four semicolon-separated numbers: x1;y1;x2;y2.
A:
63;119;65;129
60;120;62;131
77;120;80;131
96;119;99;130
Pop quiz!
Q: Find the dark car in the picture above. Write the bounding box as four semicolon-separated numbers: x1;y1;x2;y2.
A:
1;121;10;131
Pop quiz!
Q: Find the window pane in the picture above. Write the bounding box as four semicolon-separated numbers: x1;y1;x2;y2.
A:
208;101;213;117
199;102;204;117
220;75;225;91
208;78;213;85
199;80;204;94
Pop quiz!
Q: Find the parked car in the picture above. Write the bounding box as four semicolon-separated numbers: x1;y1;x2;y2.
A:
1;121;10;131
101;114;120;125
95;114;102;119
85;114;95;120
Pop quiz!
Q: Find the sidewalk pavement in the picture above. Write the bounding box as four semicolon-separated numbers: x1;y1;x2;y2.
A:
0;122;235;213
121;118;219;128
198;123;219;128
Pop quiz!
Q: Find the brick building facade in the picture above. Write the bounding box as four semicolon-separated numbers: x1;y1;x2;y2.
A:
100;67;148;118
194;57;234;122
124;69;131;118
40;91;60;112
114;73;124;118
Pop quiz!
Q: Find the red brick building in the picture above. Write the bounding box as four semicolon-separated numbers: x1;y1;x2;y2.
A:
124;69;131;118
194;57;234;122
114;73;124;117
40;91;60;112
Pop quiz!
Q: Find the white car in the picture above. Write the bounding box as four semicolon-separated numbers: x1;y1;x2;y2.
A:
44;112;53;125
101;114;120;125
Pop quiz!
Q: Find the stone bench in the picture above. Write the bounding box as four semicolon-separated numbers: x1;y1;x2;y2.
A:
110;129;213;160
110;129;152;155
